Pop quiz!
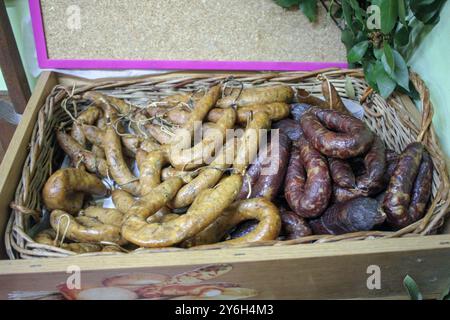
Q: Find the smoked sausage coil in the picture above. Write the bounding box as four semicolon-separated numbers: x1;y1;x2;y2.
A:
284;137;331;218
181;198;281;248
382;142;424;229
300;107;374;159
356;136;386;195
329;158;356;189
251;132;290;201
310;197;386;235
408;150;433;223
272;119;303;142
279;209;312;240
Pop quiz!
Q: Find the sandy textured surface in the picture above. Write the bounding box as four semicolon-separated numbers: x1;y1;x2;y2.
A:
41;0;346;62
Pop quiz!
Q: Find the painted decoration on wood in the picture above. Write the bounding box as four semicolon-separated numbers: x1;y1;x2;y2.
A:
8;264;259;300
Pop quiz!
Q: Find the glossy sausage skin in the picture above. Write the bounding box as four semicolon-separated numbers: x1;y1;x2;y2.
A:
290;103;312;122
356;136;386;196
272;118;303;141
279;209;312;240
310;197;386;235
251;132;291;201
329;158;356;189
300;107;374;159
382;142;424;229
284;137;331;218
408;150;433;223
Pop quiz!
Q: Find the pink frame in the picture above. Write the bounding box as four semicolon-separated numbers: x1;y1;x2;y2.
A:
29;0;348;71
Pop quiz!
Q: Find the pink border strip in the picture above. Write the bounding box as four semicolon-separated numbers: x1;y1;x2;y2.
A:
29;0;348;71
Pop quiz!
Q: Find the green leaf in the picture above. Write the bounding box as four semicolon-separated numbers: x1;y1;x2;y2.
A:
341;0;355;33
341;28;355;51
345;77;356;100
392;49;410;91
374;62;397;98
299;0;318;22
403;275;423;300
373;48;383;60
273;0;301;8
381;43;395;74
410;0;445;24
347;40;369;63
398;0;407;25
363;61;378;90
394;25;410;48
379;0;398;34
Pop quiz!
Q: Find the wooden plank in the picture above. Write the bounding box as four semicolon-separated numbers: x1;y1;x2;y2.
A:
1;236;449;299
0;0;31;113
0;72;57;257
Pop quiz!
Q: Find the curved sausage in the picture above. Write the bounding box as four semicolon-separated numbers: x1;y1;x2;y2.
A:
382;142;424;229
408;150;433;223
182;198;281;248
207;103;290;124
329;158;356;189
251;132;290;201
356;136;386;195
217;85;294;109
42;168;108;214
296;89;329;109
50;210;125;245
103;125;140;196
279;209;312;240
56;131;109;177
300;107;374;159
272;118;303;141
310;197;386;235
122;175;242;248
284;137;331;218
71;106;102;146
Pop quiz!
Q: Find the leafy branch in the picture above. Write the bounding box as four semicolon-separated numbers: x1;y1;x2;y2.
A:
273;0;445;98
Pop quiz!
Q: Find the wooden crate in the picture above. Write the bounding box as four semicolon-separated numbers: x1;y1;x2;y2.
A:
0;72;449;300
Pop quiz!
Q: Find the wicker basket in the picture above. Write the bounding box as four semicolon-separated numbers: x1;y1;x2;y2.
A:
6;68;450;259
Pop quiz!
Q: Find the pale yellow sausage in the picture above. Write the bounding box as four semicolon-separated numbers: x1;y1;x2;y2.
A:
217;85;294;109
122;175;242;248
42;168;108;214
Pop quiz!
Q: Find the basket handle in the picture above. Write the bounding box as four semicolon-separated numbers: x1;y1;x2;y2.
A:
410;72;434;143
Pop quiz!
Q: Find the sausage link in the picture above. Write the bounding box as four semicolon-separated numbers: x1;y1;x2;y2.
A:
408;150;433;223
272;118;303;142
310;197;386;235
296;89;329;109
217;85;294;109
356;136;387;195
300;107;374;159
284;137;331;218
251;132;290;201
279;209;312;240
182;198;281;248
329;158;356;189
382;142;424;229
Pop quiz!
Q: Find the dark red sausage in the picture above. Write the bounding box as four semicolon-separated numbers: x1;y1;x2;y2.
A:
332;185;361;204
238;159;262;200
284;137;331;218
408;150;433;223
382;142;424;229
272;119;303;141
310;197;386;235
356;137;386;196
279;209;312;240
252;133;290;201
300;107;374;159
329;158;356;189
